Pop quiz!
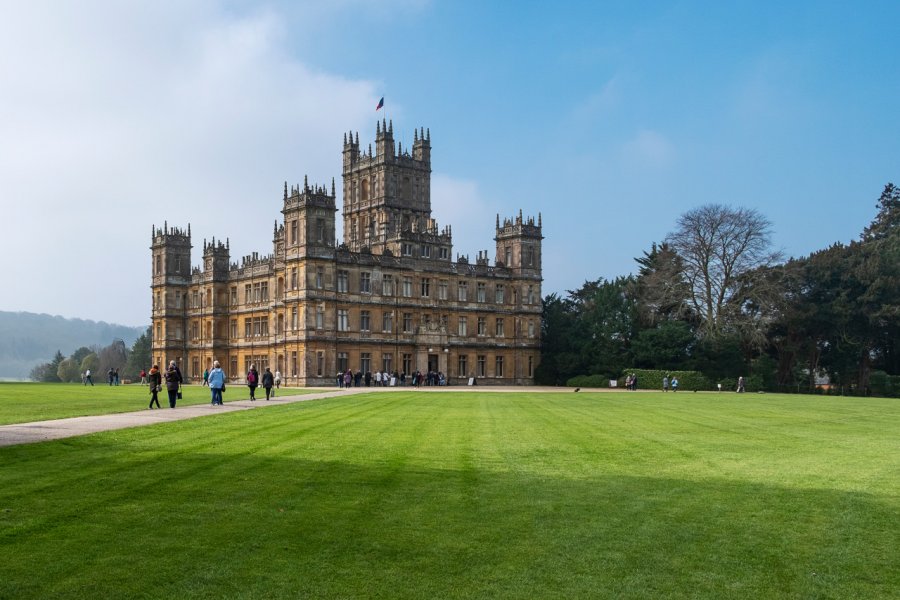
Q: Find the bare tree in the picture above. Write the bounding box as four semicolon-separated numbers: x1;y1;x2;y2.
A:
665;204;781;336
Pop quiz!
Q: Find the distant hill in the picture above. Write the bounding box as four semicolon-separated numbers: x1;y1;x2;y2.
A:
0;311;146;379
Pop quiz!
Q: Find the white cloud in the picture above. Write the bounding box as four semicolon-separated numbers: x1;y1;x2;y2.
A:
430;174;498;261
0;3;379;324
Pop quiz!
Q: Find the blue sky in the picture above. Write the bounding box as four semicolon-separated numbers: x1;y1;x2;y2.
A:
1;1;898;325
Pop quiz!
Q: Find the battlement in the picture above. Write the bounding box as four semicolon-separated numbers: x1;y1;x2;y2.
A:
282;176;336;210
151;222;191;245
495;210;543;240
343;120;431;167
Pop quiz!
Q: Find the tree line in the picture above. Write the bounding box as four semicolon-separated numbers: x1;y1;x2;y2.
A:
30;328;152;383
537;183;900;396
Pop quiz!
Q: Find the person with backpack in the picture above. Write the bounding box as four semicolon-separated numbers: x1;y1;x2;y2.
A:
165;360;183;408
246;365;259;401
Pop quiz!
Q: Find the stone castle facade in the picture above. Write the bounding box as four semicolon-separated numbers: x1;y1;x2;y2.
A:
151;120;542;385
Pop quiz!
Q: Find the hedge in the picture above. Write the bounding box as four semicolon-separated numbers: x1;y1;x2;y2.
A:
618;369;713;391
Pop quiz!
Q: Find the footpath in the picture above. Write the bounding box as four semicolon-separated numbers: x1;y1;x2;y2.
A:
0;385;587;448
0;388;369;448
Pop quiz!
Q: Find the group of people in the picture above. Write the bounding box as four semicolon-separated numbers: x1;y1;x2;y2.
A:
335;369;448;388
147;361;183;409
662;375;680;392
147;361;281;408
245;365;278;401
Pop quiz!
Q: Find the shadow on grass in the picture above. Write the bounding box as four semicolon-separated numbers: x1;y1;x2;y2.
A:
1;442;897;600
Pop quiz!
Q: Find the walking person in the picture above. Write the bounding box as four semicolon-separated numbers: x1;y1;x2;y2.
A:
165;360;182;408
148;364;161;409
247;365;259;401
663;375;669;392
84;369;94;386
140;369;147;386
208;360;225;405
274;369;281;389
737;376;745;393
114;368;120;386
671;377;679;392
202;367;210;387
262;367;275;401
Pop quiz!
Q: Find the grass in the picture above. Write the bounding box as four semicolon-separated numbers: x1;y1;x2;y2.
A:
0;382;315;425
1;390;899;598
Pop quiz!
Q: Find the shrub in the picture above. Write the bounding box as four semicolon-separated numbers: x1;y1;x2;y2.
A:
619;369;713;391
565;374;609;388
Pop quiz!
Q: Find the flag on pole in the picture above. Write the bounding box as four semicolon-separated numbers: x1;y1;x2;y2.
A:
376;96;384;111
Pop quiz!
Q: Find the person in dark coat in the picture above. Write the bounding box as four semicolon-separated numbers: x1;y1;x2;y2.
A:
148;364;162;409
247;365;259;401
165;360;183;408
262;367;275;401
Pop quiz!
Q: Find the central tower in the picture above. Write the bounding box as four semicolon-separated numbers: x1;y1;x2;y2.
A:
342;119;438;255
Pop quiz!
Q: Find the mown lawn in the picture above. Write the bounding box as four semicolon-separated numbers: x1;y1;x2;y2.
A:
1;391;898;599
0;383;315;425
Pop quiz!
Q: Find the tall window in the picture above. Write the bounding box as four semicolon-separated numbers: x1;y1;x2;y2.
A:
457;281;468;302
360;353;371;373
439;247;449;260
528;320;535;338
438;280;448;300
291;268;298;290
337;309;350;331
316;305;324;329
291;351;298;376
382;354;393;374
290;220;298;245
477;355;486;377
230;287;237;305
421;278;431;298
402;277;413;297
495;285;505;304
316;352;324;377
527;285;535;304
495;356;504;377
382;275;394;296
230;319;237;339
382;311;394;332
337;271;349;293
245;284;252;303
528;355;533;378
495;318;504;337
360;272;371;294
458;317;467;336
476;283;486;303
505;247;512;266
337;352;349;373
403;354;413;375
292;307;299;331
477;317;486;336
401;243;413;256
403;313;413;333
458;355;468;378
360;310;371;332
315;267;324;289
421;245;432;258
